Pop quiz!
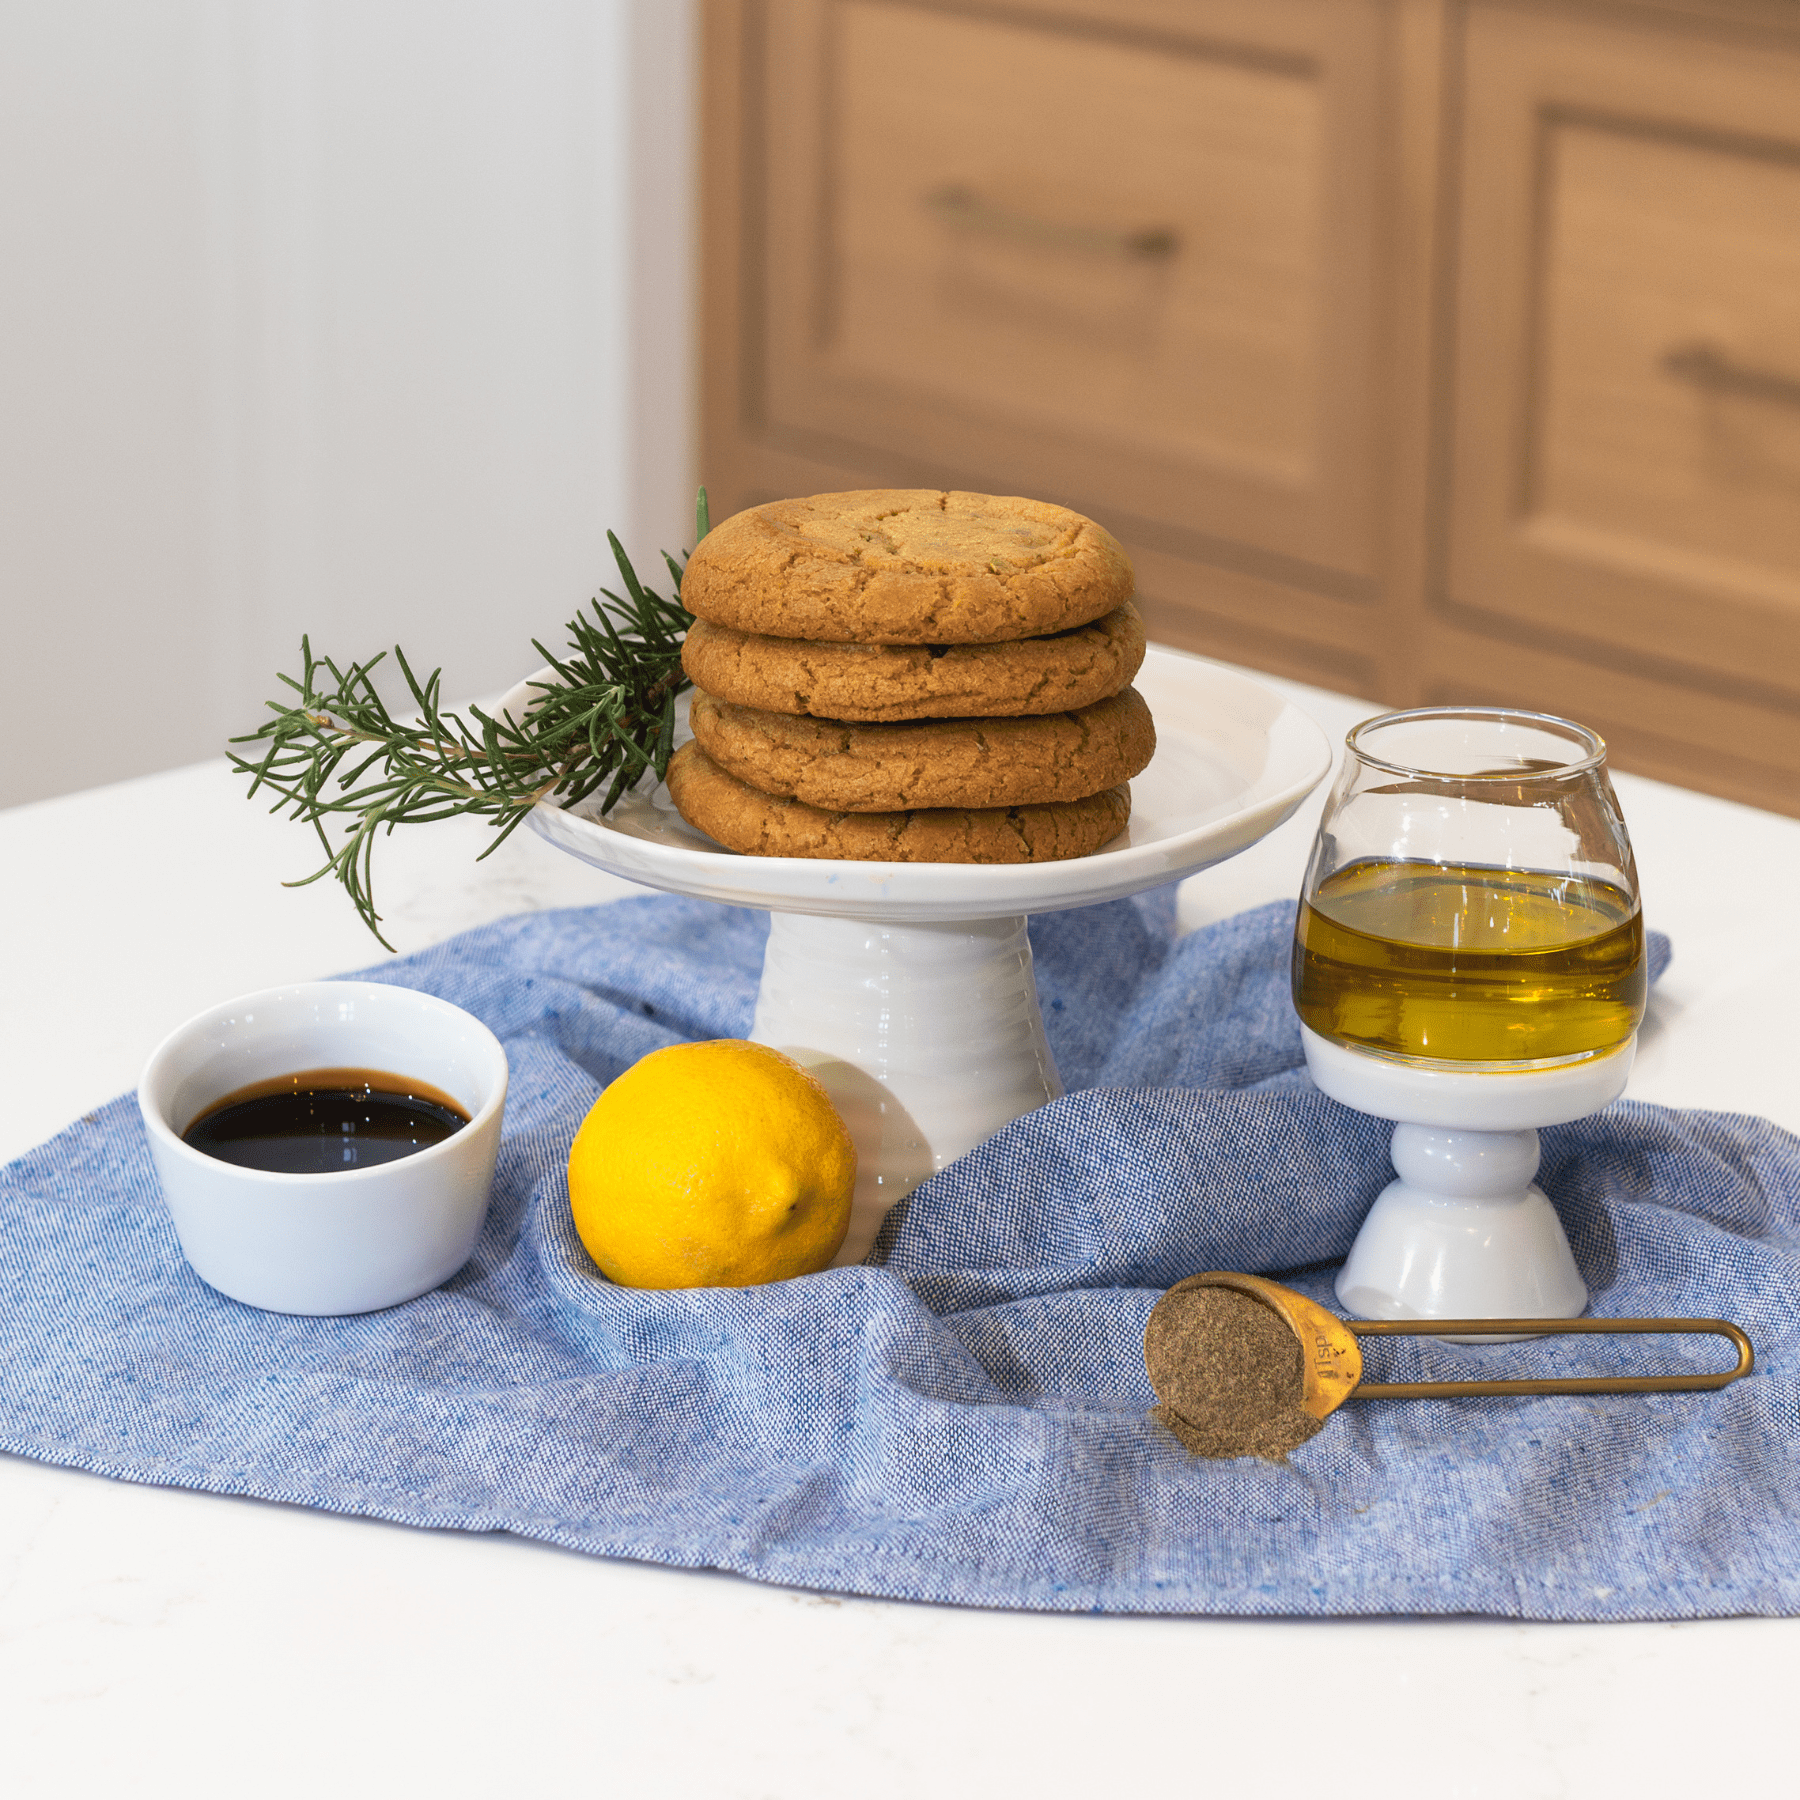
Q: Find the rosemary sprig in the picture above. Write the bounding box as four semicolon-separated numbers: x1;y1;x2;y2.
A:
230;491;711;950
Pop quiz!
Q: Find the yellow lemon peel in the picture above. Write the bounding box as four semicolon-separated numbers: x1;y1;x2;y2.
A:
567;1039;856;1288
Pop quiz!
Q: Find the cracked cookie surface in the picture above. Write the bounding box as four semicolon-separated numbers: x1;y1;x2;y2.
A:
687;685;1155;813
666;744;1132;863
681;604;1146;722
681;490;1134;644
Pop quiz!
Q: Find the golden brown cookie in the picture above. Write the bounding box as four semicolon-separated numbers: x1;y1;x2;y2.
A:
681;490;1134;644
687;686;1155;813
680;604;1146;723
666;743;1131;863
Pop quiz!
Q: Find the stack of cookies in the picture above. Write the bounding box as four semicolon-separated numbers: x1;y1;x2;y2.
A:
666;490;1155;862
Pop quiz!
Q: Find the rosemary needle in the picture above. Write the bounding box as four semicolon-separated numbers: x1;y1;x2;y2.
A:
230;490;711;951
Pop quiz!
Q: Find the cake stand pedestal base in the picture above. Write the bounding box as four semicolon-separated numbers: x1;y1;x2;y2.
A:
752;911;1063;1264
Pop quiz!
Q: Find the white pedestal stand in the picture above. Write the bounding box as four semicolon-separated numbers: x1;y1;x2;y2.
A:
1302;1025;1636;1321
753;913;1061;1262
514;648;1332;1263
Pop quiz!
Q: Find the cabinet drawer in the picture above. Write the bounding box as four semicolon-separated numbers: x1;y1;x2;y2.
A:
753;0;1384;579
829;3;1314;485
1535;121;1800;598
1448;5;1800;692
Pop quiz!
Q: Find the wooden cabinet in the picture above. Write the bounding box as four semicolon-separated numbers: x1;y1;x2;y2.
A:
703;0;1800;815
1445;2;1800;803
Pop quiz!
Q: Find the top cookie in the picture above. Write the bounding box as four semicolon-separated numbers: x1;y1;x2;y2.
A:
680;490;1134;645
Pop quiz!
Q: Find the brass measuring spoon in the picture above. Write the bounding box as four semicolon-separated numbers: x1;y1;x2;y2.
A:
1151;1271;1754;1433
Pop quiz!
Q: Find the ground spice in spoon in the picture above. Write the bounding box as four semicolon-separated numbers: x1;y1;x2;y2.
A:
1145;1285;1323;1461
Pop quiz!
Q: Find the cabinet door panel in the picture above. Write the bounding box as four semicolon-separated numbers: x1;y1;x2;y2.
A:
756;0;1383;580
1449;6;1800;692
1536;121;1800;597
829;4;1316;484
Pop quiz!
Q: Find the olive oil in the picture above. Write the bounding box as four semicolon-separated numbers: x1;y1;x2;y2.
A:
1292;861;1645;1063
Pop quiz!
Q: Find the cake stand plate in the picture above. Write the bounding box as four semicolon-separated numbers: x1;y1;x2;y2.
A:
511;647;1333;1262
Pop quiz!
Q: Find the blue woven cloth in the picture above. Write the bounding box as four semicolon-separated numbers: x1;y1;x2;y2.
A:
3;891;1797;1619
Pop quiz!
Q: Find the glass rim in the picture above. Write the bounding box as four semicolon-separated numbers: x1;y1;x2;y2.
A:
1345;706;1607;782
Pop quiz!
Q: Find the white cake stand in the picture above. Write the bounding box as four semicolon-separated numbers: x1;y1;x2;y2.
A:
509;647;1332;1263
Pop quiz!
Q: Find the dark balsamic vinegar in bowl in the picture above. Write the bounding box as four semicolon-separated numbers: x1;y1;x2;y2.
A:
183;1068;470;1174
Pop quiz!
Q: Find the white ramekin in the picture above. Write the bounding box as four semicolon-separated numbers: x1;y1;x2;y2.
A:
138;981;509;1315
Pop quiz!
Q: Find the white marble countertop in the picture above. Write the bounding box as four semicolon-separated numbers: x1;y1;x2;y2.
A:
3;666;1797;1795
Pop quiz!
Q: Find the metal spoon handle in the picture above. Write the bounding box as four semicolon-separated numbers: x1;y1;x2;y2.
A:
1346;1317;1753;1399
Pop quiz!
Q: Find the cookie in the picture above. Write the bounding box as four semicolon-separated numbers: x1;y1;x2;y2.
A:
680;603;1146;722
687;686;1155;813
681;490;1134;644
666;743;1131;863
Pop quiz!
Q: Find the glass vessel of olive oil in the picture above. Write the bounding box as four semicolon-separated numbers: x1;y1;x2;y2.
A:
1293;859;1646;1063
1294;706;1645;1324
1293;706;1646;1068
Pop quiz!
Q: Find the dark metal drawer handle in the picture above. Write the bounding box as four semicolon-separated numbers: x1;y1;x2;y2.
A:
1664;341;1800;410
924;183;1179;261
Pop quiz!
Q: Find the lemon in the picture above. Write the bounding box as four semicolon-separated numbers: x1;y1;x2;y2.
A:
567;1039;857;1289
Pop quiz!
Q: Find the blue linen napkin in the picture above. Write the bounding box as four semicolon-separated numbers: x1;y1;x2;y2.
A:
3;890;1797;1620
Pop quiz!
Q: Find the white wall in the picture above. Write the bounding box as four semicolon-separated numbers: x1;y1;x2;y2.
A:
0;0;696;810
